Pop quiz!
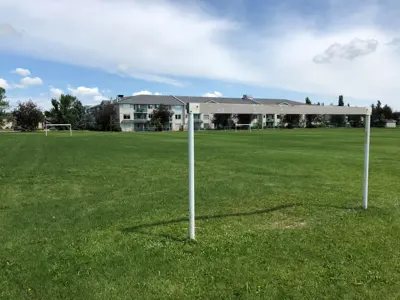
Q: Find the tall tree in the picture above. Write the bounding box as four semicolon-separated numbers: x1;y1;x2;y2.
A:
371;100;387;127
13;100;44;131
283;114;301;128
236;114;254;125
212;114;234;129
305;97;316;128
331;95;346;126
46;94;84;129
150;104;173;131
338;95;344;107
0;87;9;127
383;104;393;120
95;102;121;131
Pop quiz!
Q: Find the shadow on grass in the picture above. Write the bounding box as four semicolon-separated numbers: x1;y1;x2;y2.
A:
121;203;299;241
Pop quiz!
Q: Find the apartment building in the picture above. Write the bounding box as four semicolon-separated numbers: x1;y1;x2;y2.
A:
117;94;303;132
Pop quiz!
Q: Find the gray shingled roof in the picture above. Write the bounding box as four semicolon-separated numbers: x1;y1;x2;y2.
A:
254;98;303;105
119;95;182;105
119;95;303;105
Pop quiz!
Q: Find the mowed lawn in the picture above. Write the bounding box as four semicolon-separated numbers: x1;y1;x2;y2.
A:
1;129;399;299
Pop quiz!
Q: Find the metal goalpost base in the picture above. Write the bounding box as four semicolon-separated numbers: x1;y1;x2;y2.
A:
187;103;372;240
45;124;72;136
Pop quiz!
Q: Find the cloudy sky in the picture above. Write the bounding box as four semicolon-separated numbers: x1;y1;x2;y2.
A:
0;0;399;109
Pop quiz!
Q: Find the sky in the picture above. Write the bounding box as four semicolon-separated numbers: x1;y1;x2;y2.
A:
0;0;400;110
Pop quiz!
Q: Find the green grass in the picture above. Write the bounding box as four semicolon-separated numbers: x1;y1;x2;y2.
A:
1;129;399;299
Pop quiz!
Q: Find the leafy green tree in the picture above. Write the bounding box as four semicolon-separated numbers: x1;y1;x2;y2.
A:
46;94;85;129
13;100;44;131
283;114;301;128
331;95;346;127
371;100;386;127
95;102;121;131
150;104;173;131
236;114;254;125
0;87;9;127
212;114;234;129
305;97;316;128
383;104;393;120
338;95;344;107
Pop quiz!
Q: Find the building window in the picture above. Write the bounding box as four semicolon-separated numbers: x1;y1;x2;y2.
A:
204;114;209;120
148;105;153;109
123;114;131;120
154;105;159;109
277;115;281;119
148;114;153;119
175;114;181;120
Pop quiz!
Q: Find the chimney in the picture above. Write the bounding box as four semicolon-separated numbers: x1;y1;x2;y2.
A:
117;95;124;102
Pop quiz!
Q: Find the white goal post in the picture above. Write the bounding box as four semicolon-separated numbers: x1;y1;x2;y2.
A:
45;124;72;136
235;123;252;132
186;103;372;240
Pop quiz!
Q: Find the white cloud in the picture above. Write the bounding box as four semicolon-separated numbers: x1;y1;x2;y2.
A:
50;87;64;98
202;91;223;97
67;86;107;104
20;76;43;85
0;78;9;89
12;67;31;76
132;90;162;96
1;0;400;108
313;38;379;63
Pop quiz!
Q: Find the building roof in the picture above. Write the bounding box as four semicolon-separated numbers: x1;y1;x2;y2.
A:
120;95;183;105
119;95;303;105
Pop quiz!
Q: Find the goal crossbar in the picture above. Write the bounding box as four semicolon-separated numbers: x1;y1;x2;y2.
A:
235;123;252;132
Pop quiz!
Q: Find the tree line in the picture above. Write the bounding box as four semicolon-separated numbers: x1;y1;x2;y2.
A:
1;87;399;131
0;88;122;131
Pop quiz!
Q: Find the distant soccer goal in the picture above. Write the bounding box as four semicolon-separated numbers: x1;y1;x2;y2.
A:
45;124;72;136
235;123;252;132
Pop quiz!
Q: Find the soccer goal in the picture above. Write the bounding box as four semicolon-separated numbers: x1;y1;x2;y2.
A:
186;103;372;240
45;124;72;136
235;123;252;132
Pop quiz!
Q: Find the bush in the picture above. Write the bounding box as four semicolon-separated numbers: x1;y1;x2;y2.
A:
287;123;294;129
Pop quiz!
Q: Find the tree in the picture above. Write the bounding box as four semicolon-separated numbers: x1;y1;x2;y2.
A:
95;102;121;131
338;95;344;107
283;114;301;128
236;114;254;125
383;104;393;120
150;104;173;131
13;100;44;131
46;94;85;129
0;87;9;127
212;114;234;129
305;97;316;128
330;95;346;127
371;100;387;127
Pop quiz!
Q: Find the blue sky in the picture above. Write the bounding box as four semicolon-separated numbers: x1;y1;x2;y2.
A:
0;0;399;109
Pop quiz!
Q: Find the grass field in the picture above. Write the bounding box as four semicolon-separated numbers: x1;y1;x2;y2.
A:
1;129;399;299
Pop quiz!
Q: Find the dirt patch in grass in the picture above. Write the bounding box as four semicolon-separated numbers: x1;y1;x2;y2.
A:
271;219;306;229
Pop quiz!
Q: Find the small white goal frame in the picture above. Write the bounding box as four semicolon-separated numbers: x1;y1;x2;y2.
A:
45;124;72;136
235;123;252;132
